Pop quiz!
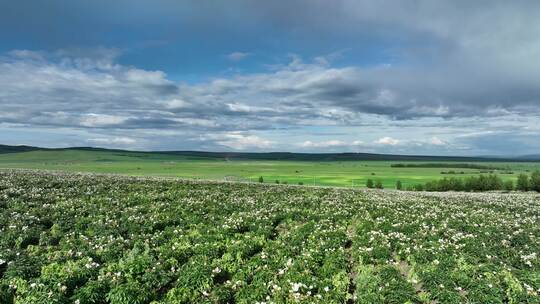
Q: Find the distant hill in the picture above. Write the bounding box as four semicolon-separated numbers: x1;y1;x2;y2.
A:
0;144;538;161
516;155;540;161
0;144;40;154
159;151;514;162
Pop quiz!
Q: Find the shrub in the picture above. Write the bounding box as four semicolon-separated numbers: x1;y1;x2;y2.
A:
366;179;374;188
395;180;402;190
516;174;529;191
415;174;505;192
375;180;383;189
503;180;514;191
412;184;424;191
258;176;264;183
530;170;540;192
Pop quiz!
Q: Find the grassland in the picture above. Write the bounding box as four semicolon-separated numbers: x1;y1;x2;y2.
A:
0;149;539;188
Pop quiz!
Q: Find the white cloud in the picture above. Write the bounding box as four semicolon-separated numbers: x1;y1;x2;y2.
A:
227;52;250;61
87;137;136;145
124;69;170;85
299;139;365;150
165;98;189;109
375;137;400;145
171;117;218;128
301;140;347;148
216;132;273;150
80;114;128;127
8;50;45;61
429;136;446;146
1;47;539;154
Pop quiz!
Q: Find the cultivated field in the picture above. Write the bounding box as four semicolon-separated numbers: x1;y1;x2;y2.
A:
1;170;539;303
1;149;539;188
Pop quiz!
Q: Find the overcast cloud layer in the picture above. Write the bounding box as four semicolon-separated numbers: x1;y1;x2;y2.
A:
1;0;539;155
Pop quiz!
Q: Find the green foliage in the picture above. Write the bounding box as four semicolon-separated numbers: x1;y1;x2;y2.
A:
165;259;213;303
0;282;14;304
417;174;510;192
391;163;506;170
107;281;153;304
0;170;538;303
529;170;540;192
1;149;538;189
503;179;514;191
395;180;402;190
516;173;529;191
375;180;383;189
71;280;108;304
258;176;263;183
412;183;424;191
366;179;374;188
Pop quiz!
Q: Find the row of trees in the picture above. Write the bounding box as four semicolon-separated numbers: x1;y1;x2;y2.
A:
405;171;540;192
258;171;540;192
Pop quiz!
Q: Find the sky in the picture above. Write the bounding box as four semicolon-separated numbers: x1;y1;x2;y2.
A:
1;0;539;155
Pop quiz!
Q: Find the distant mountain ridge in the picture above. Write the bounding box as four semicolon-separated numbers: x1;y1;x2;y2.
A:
1;144;538;161
0;144;40;154
515;154;540;161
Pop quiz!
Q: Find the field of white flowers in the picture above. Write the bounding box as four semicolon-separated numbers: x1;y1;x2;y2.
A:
0;170;539;304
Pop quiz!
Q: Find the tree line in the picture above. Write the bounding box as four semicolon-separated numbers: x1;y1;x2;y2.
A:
401;171;540;192
390;163;505;170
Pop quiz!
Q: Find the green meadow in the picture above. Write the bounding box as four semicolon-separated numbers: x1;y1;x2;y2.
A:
0;149;539;188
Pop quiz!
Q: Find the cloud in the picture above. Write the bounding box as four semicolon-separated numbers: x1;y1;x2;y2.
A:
3;1;540;158
2;47;539;138
429;136;446;146
87;136;136;145
300;139;364;148
165;98;189;109
375;137;400;145
1;47;539;154
186;53;540;120
80;114;128;127
301;140;347;148
214;132;273;150
227;52;250;61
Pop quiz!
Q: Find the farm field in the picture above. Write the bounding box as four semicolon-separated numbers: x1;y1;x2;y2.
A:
0;149;539;188
1;170;539;303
